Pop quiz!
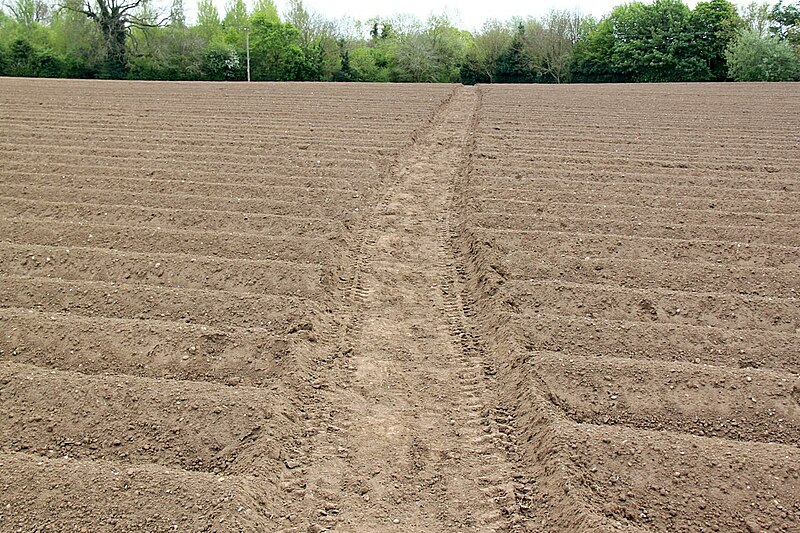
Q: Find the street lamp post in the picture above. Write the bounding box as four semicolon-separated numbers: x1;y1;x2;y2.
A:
244;26;251;82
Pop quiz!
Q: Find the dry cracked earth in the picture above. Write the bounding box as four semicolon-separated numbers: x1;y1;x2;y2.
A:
0;78;799;532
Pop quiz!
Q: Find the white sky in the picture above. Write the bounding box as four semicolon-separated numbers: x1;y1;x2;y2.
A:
195;0;747;32
285;0;624;30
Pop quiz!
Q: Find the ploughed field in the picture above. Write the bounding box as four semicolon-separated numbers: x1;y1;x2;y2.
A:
459;84;800;531
0;78;798;532
0;79;456;530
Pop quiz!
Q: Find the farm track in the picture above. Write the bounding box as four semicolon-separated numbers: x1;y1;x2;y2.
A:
277;85;529;532
1;78;799;532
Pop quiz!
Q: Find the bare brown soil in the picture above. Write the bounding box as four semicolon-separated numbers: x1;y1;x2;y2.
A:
0;79;798;532
459;83;800;532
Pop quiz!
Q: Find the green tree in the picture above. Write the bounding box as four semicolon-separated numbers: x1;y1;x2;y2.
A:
50;0;102;77
611;0;711;82
466;20;512;83
692;0;742;79
495;23;538;83
394;31;435;81
0;13;8;74
34;45;61;75
392;14;468;82
251;0;278;21
129;21;204;79
344;45;390;81
222;0;247;30
725;27;800;80
169;0;184;27
770;0;800;45
3;34;63;76
521;10;584;83
4;0;50;26
195;0;220;42
741;1;772;34
425;14;470;82
0;42;7;75
222;0;247;48
248;11;308;80
285;0;340;79
8;36;37;74
362;17;396;80
572;17;619;82
68;0;167;78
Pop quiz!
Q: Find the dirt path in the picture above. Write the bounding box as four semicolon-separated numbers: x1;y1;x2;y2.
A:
279;86;528;532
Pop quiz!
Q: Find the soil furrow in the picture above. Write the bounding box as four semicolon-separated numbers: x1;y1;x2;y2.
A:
0;450;284;530
0;307;299;386
475;215;800;246
0;274;320;332
0;199;347;240
531;353;799;445
0;171;368;197
477;196;800;222
467;183;799;213
479;228;800;267
476;212;800;246
0;361;293;474
0;242;328;297
476;162;798;191
514;314;800;372
0;218;340;263
506;255;798;297
507;279;799;332
476;203;800;229
0;182;362;208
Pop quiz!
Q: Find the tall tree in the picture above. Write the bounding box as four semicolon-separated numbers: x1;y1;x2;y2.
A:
222;0;246;32
169;0;183;27
521;10;583;83
252;0;277;22
394;31;434;81
248;10;308;80
495;22;537;83
0;41;7;75
611;0;711;82
571;17;618;82
69;0;166;78
195;0;219;39
424;13;469;82
4;0;50;25
741;1;772;34
51;0;103;76
692;0;742;80
285;0;340;79
465;20;512;83
221;0;246;51
770;0;800;45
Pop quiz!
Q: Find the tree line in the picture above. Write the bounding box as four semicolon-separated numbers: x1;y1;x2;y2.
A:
1;0;798;82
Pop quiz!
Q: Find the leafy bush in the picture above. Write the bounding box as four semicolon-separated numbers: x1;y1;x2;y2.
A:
202;41;241;80
35;48;63;77
9;38;37;76
0;43;8;75
725;29;800;80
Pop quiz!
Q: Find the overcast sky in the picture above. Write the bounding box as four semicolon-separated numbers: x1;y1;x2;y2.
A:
281;1;618;30
198;0;744;31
